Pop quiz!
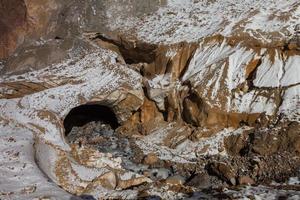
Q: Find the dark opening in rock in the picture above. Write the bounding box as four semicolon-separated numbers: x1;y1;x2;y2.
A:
63;104;119;135
90;34;157;65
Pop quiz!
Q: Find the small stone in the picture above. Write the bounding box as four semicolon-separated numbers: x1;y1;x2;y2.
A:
21;185;36;194
166;175;185;185
143;152;159;165
96;171;117;190
143;170;151;177
186;173;211;188
117;171;152;189
229;177;236;186
218;146;225;152
238;176;255;185
153;168;170;180
251;157;261;165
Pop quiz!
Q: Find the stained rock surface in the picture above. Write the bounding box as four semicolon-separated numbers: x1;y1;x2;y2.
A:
0;0;300;199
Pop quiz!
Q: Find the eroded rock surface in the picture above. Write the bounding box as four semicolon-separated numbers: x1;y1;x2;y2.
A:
0;0;300;199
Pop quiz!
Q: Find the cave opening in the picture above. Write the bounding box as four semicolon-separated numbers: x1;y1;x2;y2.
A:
63;104;119;135
63;104;138;172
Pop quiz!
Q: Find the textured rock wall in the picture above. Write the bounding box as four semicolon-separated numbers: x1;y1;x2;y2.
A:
0;0;27;59
0;0;300;199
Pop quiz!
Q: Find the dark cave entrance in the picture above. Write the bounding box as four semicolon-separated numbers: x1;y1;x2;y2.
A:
63;104;119;135
63;104;136;171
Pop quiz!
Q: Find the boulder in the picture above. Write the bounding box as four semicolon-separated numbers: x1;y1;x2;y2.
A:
224;131;249;155
93;171;117;190
209;162;236;185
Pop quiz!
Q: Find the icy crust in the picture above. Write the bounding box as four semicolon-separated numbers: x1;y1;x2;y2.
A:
181;39;300;119
0;120;74;200
253;51;284;88
225;185;300;200
280;85;300;122
183;40;277;114
136;124;251;163
0;49;142;100
254;54;300;87
0;48;144;199
108;0;300;44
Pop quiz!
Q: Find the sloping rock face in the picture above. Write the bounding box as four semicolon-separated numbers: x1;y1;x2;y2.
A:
0;47;144;198
0;0;300;199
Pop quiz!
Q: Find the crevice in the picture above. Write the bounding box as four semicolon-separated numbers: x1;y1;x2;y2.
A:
88;33;157;64
246;56;262;91
162;96;171;121
179;47;197;81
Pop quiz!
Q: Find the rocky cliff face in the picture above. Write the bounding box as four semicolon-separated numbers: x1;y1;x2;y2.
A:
0;0;300;199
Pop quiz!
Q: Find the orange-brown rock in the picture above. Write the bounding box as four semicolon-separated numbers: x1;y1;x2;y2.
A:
286;122;300;154
143;152;159;165
0;0;27;59
209;162;236;185
142;42;197;80
238;176;255;185
189;127;223;141
117;172;152;190
166;175;186;186
224;131;250;155
92;171;117;190
182;93;207;127
140;98;165;134
113;93;144;123
252;133;281;156
163;125;192;148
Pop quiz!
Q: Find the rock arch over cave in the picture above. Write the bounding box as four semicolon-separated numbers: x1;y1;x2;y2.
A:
63;104;119;135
